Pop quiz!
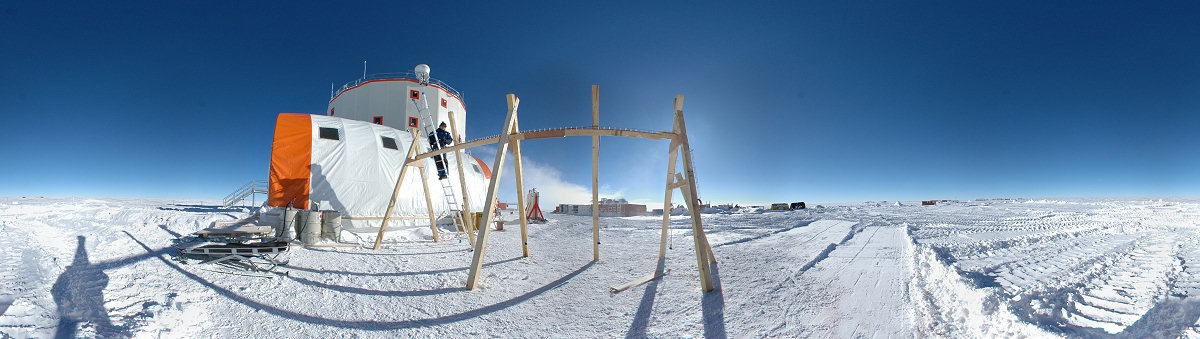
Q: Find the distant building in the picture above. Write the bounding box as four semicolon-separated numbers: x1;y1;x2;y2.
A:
556;198;647;217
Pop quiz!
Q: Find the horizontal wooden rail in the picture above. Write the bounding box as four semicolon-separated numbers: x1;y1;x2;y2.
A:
405;127;677;165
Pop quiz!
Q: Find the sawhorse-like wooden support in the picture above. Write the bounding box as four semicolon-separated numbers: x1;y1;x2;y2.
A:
365;86;716;294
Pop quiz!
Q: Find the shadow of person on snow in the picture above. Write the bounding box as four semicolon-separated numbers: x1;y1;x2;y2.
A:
51;236;120;338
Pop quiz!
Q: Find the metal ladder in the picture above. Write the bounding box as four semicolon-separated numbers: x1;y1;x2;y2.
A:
412;92;467;232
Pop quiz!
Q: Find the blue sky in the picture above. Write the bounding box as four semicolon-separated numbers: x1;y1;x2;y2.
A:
1;1;1197;204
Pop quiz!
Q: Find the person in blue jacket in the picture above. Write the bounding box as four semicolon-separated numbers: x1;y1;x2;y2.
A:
428;122;454;180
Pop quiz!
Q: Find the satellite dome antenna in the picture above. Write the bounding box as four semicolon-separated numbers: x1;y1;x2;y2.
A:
415;64;430;85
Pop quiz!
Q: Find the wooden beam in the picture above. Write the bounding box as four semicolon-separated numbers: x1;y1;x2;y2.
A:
677;172;716;265
669;179;687;191
406;128;675;165
659;145;679;274
413;128;440;243
520;129;566;139
611;271;665;293
373;127;424;250
674;94;714;292
448;112;476;246
465;94;520;290
591;84;600;262
406;136;501;164
618;107;685;291
512;118;530;257
560;128;674;140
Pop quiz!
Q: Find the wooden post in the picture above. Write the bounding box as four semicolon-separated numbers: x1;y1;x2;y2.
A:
465;94;519;290
673;94;714;292
658;146;679;274
373;127;424;250
511;118;530;257
677;172;716;264
447;112;476;247
413;128;440;242
608;141;682;293
591;84;600;262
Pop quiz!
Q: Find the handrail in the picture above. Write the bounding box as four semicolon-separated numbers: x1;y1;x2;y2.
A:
330;72;463;102
222;179;267;208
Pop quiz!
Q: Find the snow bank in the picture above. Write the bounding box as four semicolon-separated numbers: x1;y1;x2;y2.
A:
905;230;1058;338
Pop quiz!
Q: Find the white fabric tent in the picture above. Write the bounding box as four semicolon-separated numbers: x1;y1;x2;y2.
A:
268;113;491;232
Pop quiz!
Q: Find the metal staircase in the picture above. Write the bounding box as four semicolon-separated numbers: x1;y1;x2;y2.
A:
222;180;267;208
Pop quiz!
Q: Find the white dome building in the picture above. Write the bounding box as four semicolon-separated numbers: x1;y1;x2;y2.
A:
327;64;468;136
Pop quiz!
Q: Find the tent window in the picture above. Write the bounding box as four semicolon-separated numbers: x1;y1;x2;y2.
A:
381;136;398;150
319;127;339;141
472;163;482;174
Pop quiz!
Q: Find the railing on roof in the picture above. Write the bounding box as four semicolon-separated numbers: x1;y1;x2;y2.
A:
330;72;463;102
460;126;668;145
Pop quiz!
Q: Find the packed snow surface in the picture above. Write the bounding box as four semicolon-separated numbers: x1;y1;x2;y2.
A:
2;197;1199;337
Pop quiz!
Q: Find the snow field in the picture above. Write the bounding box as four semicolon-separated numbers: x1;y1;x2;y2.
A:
1;198;1198;337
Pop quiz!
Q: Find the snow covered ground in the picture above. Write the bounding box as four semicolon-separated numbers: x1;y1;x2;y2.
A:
1;197;1199;338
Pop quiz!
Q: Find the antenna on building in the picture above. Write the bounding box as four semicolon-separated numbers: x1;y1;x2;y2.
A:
415;64;430;85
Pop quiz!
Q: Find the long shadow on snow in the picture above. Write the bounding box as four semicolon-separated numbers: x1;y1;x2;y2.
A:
702;262;727;339
157;225;183;238
285;256;523;277
280;256;525;297
626;259;727;339
626;259;665;338
280;275;460;297
124;231;596;330
156;204;244;214
306;246;469;257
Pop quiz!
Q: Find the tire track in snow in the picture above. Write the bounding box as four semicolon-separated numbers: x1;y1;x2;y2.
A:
775;223;914;338
712;220;815;248
0;214;58;336
905;200;1200;337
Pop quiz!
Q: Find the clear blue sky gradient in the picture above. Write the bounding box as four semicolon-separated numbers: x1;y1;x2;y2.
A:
1;2;1197;203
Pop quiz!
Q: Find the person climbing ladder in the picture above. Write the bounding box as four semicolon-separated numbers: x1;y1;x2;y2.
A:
428;122;454;179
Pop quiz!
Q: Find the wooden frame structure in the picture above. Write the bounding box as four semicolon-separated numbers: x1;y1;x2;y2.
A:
373;86;717;292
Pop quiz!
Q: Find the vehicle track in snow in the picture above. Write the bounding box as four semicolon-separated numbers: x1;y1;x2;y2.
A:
901;200;1200;337
0;210;58;335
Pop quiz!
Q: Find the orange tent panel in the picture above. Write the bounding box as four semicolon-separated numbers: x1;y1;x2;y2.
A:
268;113;313;209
